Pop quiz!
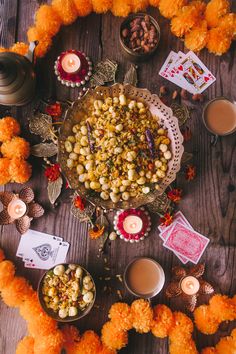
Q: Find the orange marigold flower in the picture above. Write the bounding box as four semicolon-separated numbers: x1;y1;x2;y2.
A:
131;0;149;13
0;260;15;290
27;312;58;337
194;305;220;334
0;116;21;142
160;212;173;226
101;322;128;351
171;1;206;37
61;325;80;353
111;0;132;17
9;158;32;183
99;346;117;354
76;330;102;354
159;0;188;19
218;13;236;39
20;292;45;321
34;330;64;354
35;4;62;36
185;164;196;181
109;302;133;331
169;312;193;341
45;164;61;181
151;304;174;338
206;27;232;55
209;294;236;322
167;188;182;203
205;0;230;28
16;336;34;354
215;336;236;353
201;348;217;354
149;0;161;7
52;0;78;25
10;42;29;56
169;338;198;354
0;158;11;185
73;0;93;16
131;299;153;333
0;47;8;53
91;0;112;13
1;137;30;159
27;27;52;58
231;328;236;339
1;276;34;307
184;20;208;52
0;248;5;262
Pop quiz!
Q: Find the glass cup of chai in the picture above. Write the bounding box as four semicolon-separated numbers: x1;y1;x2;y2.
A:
124;257;165;299
202;97;236;139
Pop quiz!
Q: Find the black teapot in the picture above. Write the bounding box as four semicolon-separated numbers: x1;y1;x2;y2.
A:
0;41;37;106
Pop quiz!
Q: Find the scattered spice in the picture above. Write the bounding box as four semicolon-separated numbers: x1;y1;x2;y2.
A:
185;164;197;181
160;212;173;227
117;290;123;300
159;86;168;97
88;224;105;239
74;195;85;211
181;89;188;100
167;188;182;203
192;93;204;102
45;102;62;119
181;126;192;142
44;163;60;181
172;90;179;100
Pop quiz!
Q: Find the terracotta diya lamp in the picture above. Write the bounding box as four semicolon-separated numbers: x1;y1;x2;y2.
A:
124;257;165;299
113;207;151;243
54;50;92;88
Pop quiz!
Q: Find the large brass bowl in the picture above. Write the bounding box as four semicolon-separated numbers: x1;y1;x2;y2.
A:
58;84;184;210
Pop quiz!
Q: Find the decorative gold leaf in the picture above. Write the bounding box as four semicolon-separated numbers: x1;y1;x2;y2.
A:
29;113;56;142
172;266;187;280
189;264;205;278
182;294;197;312
166;281;182;298
171;102;190;126
181;152;193;165
199;280;214;295
47;176;63;205
123;64;138;86
146;192;170;214
31;143;58;157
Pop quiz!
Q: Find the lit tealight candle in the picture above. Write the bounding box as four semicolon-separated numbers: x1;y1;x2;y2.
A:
180;276;200;296
7;198;27;220
61;53;81;74
123;215;143;234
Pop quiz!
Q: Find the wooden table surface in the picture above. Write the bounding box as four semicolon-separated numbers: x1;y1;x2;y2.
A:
1;1;236;353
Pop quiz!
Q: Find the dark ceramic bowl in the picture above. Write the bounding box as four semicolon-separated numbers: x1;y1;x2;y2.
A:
119;13;160;62
38;263;96;322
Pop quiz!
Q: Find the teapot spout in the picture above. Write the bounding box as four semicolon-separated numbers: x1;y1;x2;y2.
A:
25;41;38;63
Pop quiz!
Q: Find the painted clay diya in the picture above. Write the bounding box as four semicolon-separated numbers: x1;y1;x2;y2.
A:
114;207;151;243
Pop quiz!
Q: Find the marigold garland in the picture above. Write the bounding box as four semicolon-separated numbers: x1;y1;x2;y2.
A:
0;0;235;58
0;248;235;353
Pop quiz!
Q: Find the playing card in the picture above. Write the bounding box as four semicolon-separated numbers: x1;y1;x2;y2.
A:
23;241;70;270
158;211;192;235
172;51;216;94
17;229;62;258
159;51;196;94
163;222;210;264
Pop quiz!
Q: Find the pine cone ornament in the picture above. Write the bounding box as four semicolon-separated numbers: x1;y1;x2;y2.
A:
199;280;214;295
16;215;31;234
189;264;205;278
166;281;182;298
27;202;44;218
0;187;44;234
19;187;35;204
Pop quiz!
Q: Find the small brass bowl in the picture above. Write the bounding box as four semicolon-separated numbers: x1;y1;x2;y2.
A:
38;263;96;323
119;13;160;62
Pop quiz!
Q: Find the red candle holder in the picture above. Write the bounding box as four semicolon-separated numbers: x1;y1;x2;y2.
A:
114;207;151;243
54;50;92;88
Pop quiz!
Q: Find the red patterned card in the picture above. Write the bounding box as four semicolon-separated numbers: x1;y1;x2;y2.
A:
163;222;209;264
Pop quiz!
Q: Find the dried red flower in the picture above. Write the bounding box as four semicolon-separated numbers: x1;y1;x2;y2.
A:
181;126;192;142
45;102;62;119
185;165;197;181
167;189;182;203
45;164;61;181
160;212;173;226
74;195;85;211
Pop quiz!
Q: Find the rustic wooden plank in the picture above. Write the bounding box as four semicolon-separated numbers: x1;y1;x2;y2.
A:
0;1;236;354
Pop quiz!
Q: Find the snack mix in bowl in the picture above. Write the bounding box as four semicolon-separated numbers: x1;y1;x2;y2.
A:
64;94;172;203
40;264;95;321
